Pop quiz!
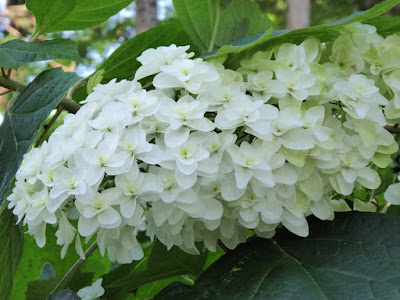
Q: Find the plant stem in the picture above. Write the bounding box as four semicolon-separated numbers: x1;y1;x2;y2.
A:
60;98;81;114
34;106;63;147
0;76;25;91
0;75;81;113
29;32;39;42
50;242;98;296
142;81;154;90
67;80;87;99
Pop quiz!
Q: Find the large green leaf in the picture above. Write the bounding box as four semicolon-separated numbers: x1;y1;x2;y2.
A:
99;21;197;80
0;68;80;207
209;0;400;68
10;231;110;299
0;39;81;69
101;247;152;299
173;0;272;54
156;212;400;299
130;247;224;300
10;230;79;300
26;270;94;300
105;240;207;291
101;241;222;299
0;207;23;300
26;0;133;37
133;277;192;300
366;16;400;36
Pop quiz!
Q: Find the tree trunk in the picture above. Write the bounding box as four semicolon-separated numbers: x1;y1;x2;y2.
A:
286;0;311;29
135;0;158;34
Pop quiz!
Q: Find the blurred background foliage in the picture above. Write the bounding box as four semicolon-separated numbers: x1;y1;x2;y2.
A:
1;1;400;298
255;0;400;28
0;0;399;116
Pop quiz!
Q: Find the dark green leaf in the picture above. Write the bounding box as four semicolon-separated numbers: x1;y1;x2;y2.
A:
26;276;62;300
209;0;400;68
203;247;224;270
387;203;400;216
10;231;78;299
134;276;194;300
0;39;81;69
102;242;197;300
106;240;207;290
101;244;153;299
0;206;23;300
173;0;272;54
26;0;133;37
366;16;400;36
99;21;196;80
156;212;400;299
26;270;94;300
66;271;96;293
71;84;88;103
102;243;153;285
0;68;80;207
48;290;79;300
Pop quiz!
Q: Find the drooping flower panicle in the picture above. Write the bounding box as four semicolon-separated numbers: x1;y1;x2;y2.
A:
7;22;400;263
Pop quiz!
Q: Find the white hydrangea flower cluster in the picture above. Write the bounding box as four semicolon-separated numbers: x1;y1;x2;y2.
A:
7;23;400;263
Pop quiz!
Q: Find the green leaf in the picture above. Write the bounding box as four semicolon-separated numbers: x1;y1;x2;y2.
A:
0;68;80;207
106;240;207;291
99;21;196;80
48;290;79;300
10;231;78;300
156;212;400;299
26;0;133;37
0;206;23;300
203;246;224;270
131;247;224;300
366;16;400;36
173;0;272;54
26;276;63;300
209;0;400;68
133;276;193;300
353;199;377;212
0;39;81;69
387;204;400;216
26;270;94;300
101;244;153;299
10;229;110;299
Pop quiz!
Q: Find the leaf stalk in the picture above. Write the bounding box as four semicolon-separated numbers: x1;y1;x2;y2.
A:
50;242;98;296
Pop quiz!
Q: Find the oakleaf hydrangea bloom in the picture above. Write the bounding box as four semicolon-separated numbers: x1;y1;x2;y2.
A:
7;24;400;263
